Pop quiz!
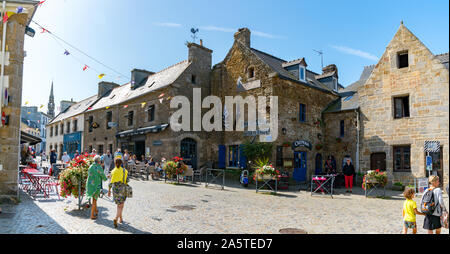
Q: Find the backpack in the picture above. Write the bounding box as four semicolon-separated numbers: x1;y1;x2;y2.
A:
421;189;437;215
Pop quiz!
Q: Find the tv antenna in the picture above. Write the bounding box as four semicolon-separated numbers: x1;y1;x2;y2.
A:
191;28;199;43
313;49;324;70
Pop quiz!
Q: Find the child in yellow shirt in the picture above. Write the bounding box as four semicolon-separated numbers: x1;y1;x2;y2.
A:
402;188;424;234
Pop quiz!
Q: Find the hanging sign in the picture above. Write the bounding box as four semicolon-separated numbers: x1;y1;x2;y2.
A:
91;122;100;129
292;140;312;150
107;122;117;128
153;140;163;146
424;141;440;153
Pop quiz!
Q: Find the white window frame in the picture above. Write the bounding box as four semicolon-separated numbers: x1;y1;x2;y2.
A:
299;65;306;82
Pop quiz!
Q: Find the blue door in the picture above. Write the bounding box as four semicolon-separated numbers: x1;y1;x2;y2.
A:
239;144;247;169
293;151;307;182
218;145;226;169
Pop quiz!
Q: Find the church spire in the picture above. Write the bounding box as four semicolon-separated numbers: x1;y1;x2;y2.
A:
47;82;55;118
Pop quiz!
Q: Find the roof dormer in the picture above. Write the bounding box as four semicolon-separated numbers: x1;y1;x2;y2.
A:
282;58;308;82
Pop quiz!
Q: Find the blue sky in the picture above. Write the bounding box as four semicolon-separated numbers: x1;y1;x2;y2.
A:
22;0;449;113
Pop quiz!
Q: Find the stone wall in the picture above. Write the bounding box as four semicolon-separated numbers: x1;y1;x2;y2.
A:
323;110;359;172
0;14;28;198
209;29;339;180
358;24;449;187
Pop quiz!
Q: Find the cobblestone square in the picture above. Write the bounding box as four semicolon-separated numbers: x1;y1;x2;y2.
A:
1;178;448;234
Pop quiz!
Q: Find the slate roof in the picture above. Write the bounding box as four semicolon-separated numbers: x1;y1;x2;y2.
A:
87;60;191;112
436;53;449;69
250;48;336;94
49;95;98;124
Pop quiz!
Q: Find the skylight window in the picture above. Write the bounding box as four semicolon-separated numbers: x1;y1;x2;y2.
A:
344;95;353;101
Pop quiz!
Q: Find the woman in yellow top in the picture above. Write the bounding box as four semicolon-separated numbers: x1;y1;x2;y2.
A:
108;158;129;228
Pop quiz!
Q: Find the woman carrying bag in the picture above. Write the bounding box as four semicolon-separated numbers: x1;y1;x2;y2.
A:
108;157;132;228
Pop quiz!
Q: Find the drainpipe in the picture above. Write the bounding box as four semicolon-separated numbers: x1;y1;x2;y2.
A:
0;1;6;127
356;109;360;173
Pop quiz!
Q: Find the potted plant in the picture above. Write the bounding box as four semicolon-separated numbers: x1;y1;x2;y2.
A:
252;158;280;181
164;157;187;180
315;143;323;150
362;169;387;190
392;181;404;191
59;154;94;199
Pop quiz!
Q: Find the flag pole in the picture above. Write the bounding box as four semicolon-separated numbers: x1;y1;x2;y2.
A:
0;1;6;127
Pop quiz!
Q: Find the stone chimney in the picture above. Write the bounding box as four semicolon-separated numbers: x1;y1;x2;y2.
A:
131;69;154;89
322;64;338;78
234;28;251;48
98;81;120;98
187;41;213;70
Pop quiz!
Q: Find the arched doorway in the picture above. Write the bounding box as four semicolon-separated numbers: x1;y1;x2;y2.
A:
180;138;197;170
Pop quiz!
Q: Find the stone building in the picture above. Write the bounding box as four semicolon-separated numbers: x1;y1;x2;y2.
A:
21;106;50;153
357;23;448;187
83;41;213;169
46;96;97;159
0;0;39;199
209;28;341;182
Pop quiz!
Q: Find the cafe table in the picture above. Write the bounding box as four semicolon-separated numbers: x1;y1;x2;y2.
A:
311;174;336;198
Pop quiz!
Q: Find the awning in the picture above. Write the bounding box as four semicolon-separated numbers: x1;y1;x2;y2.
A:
116;124;169;138
20;131;42;146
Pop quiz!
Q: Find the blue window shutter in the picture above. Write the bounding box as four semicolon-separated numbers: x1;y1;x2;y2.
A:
218;145;226;169
239;145;247;169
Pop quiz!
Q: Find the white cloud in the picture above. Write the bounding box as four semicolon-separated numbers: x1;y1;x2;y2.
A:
331;45;378;61
153;22;182;28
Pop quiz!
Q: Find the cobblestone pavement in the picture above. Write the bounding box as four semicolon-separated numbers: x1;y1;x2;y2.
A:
1;177;448;234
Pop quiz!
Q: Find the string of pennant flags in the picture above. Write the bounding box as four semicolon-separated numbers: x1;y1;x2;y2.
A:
5;0;176;115
2;0;129;82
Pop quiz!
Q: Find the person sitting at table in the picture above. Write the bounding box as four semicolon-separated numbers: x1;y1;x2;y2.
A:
343;157;355;193
140;155;148;165
86;155;108;220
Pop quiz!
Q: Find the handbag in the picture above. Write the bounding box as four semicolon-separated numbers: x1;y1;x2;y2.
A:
122;168;133;198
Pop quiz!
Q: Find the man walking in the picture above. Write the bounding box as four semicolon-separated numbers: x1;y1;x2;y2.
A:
102;150;113;175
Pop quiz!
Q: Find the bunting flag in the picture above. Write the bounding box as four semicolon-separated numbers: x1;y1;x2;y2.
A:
98;74;106;79
2;12;8;23
17;6;24;14
39;1;46;6
41;28;49;33
64;50;70;56
83;65;89;71
25;101;29;105
158;93;165;98
159;98;164;104
123;105;128;109
40;105;44;109
141;102;147;108
87;107;93;110
106;106;110;110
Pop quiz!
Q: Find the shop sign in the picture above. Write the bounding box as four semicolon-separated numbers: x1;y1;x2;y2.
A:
108;122;118;128
153;140;163;146
244;130;271;136
92;122;100;129
417;178;429;194
292;140;312;150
